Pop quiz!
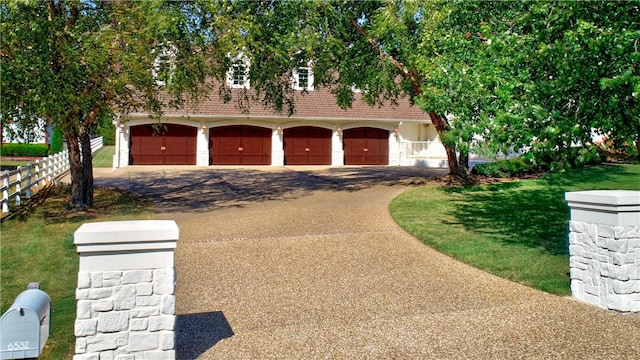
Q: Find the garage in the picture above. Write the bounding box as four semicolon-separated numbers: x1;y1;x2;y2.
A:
343;127;389;165
283;126;332;165
210;125;272;165
129;124;197;165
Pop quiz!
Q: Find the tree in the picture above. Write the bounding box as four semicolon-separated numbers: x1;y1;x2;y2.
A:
417;1;639;167
228;0;467;174
1;0;239;210
239;0;638;171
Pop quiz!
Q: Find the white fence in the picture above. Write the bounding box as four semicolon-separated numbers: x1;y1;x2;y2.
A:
1;137;103;214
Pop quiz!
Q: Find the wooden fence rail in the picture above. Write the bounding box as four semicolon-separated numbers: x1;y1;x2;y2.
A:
1;137;103;214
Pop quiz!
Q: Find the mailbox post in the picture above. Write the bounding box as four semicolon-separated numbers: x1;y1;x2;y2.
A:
0;288;51;359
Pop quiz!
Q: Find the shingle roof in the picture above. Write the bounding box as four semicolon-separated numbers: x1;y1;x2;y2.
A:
153;86;430;123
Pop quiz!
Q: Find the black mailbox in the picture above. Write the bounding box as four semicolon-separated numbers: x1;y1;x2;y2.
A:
0;289;51;359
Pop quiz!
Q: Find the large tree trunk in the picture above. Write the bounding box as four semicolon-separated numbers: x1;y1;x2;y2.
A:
63;115;95;211
65;130;88;211
429;112;464;176
79;128;94;207
459;151;470;172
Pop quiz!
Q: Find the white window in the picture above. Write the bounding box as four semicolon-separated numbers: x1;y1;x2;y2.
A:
227;54;250;89
293;66;314;91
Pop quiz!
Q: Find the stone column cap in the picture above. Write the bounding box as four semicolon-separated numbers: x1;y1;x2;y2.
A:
75;220;179;253
566;190;640;226
565;190;640;206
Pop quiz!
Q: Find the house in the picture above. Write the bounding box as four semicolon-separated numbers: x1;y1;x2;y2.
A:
112;63;449;168
1;117;51;145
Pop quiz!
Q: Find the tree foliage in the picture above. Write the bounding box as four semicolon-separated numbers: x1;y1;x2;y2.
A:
1;0;239;209
239;0;638;171
416;1;639;167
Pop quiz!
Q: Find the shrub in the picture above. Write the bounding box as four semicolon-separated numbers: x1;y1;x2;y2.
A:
472;157;541;178
597;139;639;163
96;121;115;146
0;143;49;157
50;128;64;154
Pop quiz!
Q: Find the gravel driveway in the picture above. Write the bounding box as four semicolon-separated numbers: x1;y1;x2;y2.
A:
92;166;640;359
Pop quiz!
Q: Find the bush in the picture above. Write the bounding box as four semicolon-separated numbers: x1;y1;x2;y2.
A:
96;122;115;146
472;157;542;178
0;143;49;157
50;128;65;154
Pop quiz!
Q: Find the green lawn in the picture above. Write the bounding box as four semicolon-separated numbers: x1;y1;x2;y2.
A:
390;164;640;296
0;145;113;170
92;146;115;168
0;185;154;359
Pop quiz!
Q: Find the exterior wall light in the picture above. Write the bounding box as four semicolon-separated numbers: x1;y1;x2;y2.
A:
336;126;342;136
276;125;282;135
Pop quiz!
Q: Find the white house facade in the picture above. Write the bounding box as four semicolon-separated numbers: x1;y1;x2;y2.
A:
112;90;448;168
1;117;50;145
113;63;449;169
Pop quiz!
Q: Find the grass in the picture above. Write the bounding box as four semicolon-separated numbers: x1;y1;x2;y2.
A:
0;145;113;170
91;146;115;168
0;160;29;172
390;163;640;296
0;185;154;359
0;160;29;167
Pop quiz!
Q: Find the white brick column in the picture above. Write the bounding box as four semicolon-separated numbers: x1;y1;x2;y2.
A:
565;190;640;312
272;128;284;166
114;126;130;167
73;220;179;359
113;125;122;169
196;126;209;166
331;129;344;166
388;131;400;166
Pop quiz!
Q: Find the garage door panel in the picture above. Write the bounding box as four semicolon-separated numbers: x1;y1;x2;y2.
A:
210;125;271;165
129;124;197;165
217;138;241;153
136;154;164;165
344;127;389;165
283;127;332;165
307;139;327;157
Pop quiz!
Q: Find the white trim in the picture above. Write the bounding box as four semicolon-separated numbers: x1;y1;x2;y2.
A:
125;113;431;124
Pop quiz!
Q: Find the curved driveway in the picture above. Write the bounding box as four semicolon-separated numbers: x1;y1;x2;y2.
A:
93;166;640;359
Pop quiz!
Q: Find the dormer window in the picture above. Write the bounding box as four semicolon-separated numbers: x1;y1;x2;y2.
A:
227;53;250;89
231;63;248;86
152;45;177;86
293;66;314;91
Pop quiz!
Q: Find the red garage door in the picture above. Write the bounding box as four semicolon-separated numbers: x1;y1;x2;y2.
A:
344;127;389;165
210;125;271;165
129;124;197;165
284;126;332;165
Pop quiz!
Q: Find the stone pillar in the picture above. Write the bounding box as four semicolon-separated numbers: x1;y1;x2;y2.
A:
114;126;130;167
272;128;285;166
196;125;209;166
73;220;179;359
112;125;121;170
331;128;344;166
565;190;640;312
388;131;400;166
